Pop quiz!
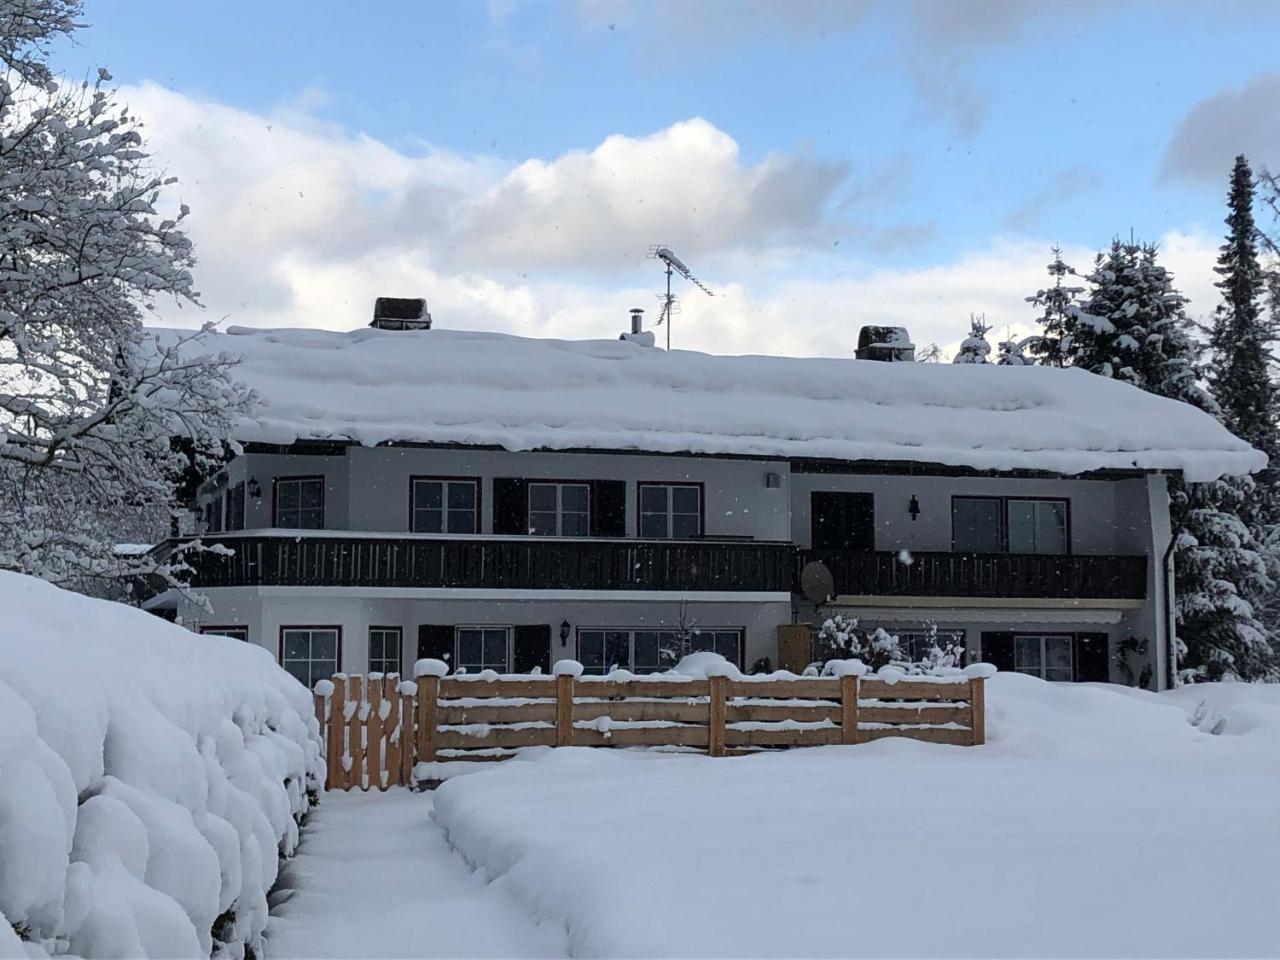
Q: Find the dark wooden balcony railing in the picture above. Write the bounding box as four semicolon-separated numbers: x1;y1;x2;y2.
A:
169;534;796;593
797;549;1147;600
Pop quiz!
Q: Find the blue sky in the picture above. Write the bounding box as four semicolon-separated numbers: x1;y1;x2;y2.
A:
53;0;1280;354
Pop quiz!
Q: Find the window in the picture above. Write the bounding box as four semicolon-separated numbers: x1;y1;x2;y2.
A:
456;627;510;673
1008;499;1068;554
280;627;340;690
895;629;966;663
274;477;324;529
528;482;589;537
203;497;223;533
411;478;478;534
639;483;702;539
578;628;741;675
200;625;248;643
225;482;246;531
1014;634;1073;681
952;497;1068;555
368;627;402;675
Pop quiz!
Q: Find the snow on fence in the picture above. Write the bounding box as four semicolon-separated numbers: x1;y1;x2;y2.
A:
314;663;988;790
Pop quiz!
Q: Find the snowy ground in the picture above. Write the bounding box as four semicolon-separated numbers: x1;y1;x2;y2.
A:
265;791;566;959
429;675;1280;959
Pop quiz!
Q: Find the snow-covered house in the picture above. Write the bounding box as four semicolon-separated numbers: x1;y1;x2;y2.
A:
144;304;1264;691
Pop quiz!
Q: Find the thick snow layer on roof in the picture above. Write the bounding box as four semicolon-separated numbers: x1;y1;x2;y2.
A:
155;325;1265;481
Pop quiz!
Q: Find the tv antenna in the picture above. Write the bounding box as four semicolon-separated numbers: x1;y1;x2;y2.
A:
647;244;713;349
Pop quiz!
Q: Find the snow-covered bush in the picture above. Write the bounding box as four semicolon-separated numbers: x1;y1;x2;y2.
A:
0;572;323;958
814;615;904;671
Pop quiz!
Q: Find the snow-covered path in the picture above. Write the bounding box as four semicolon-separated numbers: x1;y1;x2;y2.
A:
266;789;567;959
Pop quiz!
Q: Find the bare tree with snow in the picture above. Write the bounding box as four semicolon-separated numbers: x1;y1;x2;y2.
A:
0;0;254;595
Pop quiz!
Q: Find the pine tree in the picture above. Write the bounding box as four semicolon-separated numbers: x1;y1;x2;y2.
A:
952;314;992;364
1024;246;1083;366
1069;239;1277;681
1208;155;1280;528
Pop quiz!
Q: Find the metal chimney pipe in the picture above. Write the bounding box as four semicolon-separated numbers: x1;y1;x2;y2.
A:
629;308;644;335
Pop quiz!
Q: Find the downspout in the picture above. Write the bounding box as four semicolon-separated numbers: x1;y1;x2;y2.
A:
1163;472;1191;690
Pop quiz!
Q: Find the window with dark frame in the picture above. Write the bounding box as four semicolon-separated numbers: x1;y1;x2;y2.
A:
951;497;1068;555
1014;634;1073;681
894;629;966;662
368;627;402;675
203;496;223;533
280;627;339;690
577;628;741;674
456;627;510;673
638;483;702;539
411;478;478;534
274;477;324;529
528;482;589;537
200;625;249;643
225;482;246;531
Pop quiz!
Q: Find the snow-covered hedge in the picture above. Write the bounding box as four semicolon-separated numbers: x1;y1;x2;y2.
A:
0;573;323;958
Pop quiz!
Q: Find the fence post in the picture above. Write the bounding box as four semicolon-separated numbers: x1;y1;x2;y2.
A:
969;676;986;746
840;674;860;745
383;676;400;788
368;676;384;791
415;674;439;767
555;674;575;747
399;683;415;785
707;674;726;757
348;674;366;791
327;676;345;790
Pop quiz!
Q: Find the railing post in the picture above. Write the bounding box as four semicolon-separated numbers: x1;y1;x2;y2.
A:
840;674;860;744
969;676;986;746
415;674;440;768
555;674;575;747
707;674;726;757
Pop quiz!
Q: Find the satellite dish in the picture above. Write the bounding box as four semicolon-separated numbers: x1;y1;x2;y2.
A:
800;561;835;605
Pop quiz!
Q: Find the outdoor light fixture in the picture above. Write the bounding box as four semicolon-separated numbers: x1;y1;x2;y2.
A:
559;620;572;644
908;495;921;521
247;477;262;500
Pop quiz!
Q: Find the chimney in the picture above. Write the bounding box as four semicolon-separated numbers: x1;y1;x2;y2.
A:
370;297;431;331
855;325;914;362
620;307;655;347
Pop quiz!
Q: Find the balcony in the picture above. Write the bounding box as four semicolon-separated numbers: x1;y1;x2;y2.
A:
796;549;1148;601
167;532;796;593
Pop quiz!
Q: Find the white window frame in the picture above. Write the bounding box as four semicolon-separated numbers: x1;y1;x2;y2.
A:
577;627;741;675
1014;633;1073;681
280;627;340;690
638;483;703;539
200;625;249;643
455;626;511;673
528;482;590;537
274;476;325;530
368;626;402;675
411;478;479;534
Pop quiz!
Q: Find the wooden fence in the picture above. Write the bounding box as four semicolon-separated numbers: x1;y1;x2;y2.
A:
314;671;987;791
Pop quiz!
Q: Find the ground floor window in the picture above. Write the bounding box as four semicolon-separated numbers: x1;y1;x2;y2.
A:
456;627;510;673
368;626;402;675
1014;634;1073;681
200;625;249;643
280;627;340;690
577;628;742;675
895;629;966;663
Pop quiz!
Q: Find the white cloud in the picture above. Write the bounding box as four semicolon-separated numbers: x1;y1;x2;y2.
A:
121;83;1220;365
1162;73;1280;183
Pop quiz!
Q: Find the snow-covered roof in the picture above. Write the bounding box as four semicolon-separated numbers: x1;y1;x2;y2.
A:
154;324;1265;481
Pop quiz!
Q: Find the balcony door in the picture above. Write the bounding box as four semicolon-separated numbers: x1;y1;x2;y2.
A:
811;492;874;550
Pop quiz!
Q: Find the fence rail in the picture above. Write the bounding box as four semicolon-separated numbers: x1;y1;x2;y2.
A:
315;670;987;790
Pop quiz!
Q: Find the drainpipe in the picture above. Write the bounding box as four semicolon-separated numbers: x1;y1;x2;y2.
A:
1163;474;1190;691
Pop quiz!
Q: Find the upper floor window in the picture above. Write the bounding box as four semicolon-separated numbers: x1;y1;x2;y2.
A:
528;482;589;537
204;496;223;533
225;482;246;531
274;476;324;529
412;478;478;534
638;483;702;539
368;626;402;675
952;497;1068;555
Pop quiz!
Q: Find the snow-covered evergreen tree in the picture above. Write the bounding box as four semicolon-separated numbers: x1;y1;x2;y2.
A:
1024;246;1082;366
0;0;255;595
1209;155;1280;528
996;335;1033;365
1068;239;1277;681
952;315;992;364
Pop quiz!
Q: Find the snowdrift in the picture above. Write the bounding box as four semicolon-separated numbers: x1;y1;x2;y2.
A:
433;675;1280;958
0;572;324;959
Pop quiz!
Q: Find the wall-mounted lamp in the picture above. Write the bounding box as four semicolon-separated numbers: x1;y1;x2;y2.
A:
908;495;921;522
559;620;572;645
247;477;262;501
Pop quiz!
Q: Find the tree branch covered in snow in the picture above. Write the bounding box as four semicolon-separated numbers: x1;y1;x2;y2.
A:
0;0;255;594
